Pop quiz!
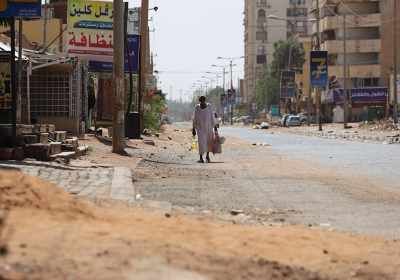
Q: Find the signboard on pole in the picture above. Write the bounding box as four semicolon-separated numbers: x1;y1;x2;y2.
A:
310;50;328;87
271;105;278;117
220;94;227;108
0;52;11;109
228;90;235;105
67;0;114;61
280;71;296;98
89;34;140;72
0;0;41;18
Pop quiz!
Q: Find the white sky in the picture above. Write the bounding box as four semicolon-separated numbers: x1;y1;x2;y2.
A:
128;0;245;101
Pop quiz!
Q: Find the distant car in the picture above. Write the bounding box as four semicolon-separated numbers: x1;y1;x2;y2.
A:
297;112;316;124
232;117;238;122
260;122;270;129
281;114;293;127
276;116;283;126
243;116;253;124
161;115;172;124
287;116;301;126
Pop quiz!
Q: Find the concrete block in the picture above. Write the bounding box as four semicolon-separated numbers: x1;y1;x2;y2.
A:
12;147;24;160
22;135;38;144
49;132;55;140
50;142;62;154
46;125;55;132
34;124;47;133
55;131;67;141
24;143;51;161
0;148;13;160
16;124;34;135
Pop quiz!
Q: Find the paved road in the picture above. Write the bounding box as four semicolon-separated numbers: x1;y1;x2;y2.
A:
219;126;400;181
136;124;400;239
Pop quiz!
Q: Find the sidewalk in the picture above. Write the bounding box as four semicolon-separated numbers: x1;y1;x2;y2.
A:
0;160;135;200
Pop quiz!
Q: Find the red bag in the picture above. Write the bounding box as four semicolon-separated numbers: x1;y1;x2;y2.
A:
212;133;222;154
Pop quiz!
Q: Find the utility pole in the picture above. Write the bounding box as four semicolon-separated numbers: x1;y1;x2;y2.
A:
17;19;22;123
343;15;347;128
264;64;268;119
139;0;149;131
112;0;125;153
394;0;398;124
43;0;47;51
316;0;322;131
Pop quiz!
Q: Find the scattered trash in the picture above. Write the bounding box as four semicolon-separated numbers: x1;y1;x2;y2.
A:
230;209;243;215
319;223;331;227
370;120;400;132
275;218;285;223
135;194;143;200
168;136;172;140
143;140;155;146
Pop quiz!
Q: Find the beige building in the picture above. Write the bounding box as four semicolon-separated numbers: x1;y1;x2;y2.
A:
243;0;314;108
311;0;381;90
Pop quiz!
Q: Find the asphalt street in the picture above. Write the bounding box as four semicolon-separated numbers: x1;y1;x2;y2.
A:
219;126;400;181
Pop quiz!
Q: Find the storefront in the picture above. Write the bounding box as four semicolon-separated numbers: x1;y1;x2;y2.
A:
322;87;388;122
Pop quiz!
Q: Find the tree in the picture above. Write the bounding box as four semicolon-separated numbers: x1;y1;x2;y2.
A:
255;64;279;113
269;39;306;79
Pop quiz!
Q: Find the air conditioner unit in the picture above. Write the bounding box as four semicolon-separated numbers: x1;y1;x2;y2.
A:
267;4;271;8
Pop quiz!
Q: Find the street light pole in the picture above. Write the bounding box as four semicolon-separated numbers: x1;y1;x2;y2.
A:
212;65;230;124
394;0;398;124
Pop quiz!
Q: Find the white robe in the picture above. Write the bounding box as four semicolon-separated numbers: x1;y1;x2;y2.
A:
193;104;217;155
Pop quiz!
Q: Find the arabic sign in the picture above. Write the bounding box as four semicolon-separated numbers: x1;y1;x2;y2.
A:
220;94;227;108
310;51;328;87
67;0;114;61
280;71;295;98
228;90;235;105
88;34;140;72
0;0;40;18
0;52;12;109
322;88;388;103
390;74;400;104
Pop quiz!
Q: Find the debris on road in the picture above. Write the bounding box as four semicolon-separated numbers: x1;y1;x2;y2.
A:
230;209;244;215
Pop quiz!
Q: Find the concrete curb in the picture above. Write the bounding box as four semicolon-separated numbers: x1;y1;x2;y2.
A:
279;129;400;144
109;167;135;200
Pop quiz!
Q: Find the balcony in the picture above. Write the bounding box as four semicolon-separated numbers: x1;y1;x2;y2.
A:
257;25;267;31
257;1;267;6
322;39;381;54
289;0;305;7
327;65;380;79
314;13;381;33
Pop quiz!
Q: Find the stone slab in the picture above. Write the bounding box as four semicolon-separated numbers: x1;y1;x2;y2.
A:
109;166;135;200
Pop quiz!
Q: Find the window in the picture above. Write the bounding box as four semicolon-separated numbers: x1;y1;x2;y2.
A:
257;55;266;64
258;9;266;18
358;78;380;87
258;45;265;53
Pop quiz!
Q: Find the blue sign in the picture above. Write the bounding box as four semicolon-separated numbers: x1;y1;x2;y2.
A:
228;90;235;105
0;1;41;18
333;87;388;102
310;51;328;87
220;94;227;108
271;105;278;117
280;71;296;98
88;34;140;72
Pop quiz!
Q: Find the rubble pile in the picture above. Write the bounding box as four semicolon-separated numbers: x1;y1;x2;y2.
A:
370;120;400;132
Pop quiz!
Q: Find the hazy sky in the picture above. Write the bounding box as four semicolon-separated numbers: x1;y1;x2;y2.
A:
128;0;245;101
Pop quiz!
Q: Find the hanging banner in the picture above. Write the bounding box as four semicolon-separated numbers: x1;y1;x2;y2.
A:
0;52;11;109
0;0;41;18
220;93;227;108
88;34;140;72
280;71;296;98
310;50;328;87
228;90;235;105
67;0;114;61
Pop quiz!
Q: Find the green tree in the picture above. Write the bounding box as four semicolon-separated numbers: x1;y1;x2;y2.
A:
269;39;306;79
255;64;279;113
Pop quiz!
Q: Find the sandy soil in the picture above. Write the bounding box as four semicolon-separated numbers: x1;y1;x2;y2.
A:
0;171;400;280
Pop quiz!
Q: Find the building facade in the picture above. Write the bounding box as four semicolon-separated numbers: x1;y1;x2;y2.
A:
311;0;382;121
243;0;314;109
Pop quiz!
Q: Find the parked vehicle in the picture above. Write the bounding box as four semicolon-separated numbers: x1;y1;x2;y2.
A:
276;116;283;126
281;114;293;127
287;116;301;126
161;115;172;124
243;116;254;124
297;112;316;124
260;122;270;129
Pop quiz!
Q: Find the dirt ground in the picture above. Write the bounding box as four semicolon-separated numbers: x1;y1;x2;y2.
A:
1;125;400;279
